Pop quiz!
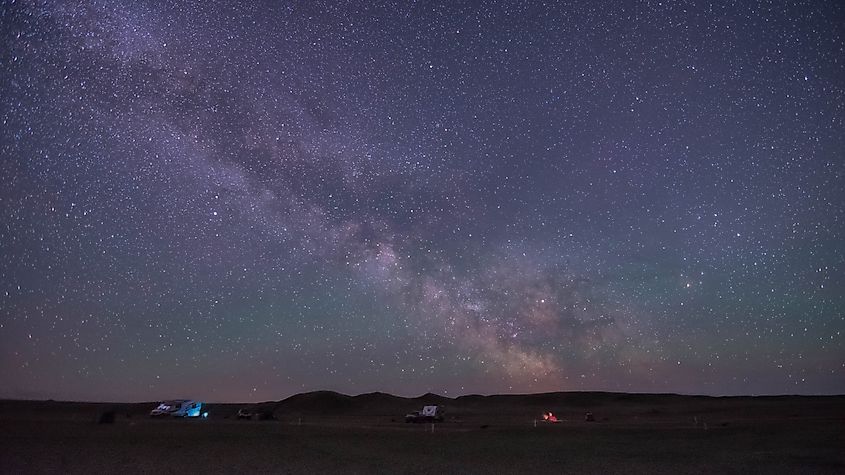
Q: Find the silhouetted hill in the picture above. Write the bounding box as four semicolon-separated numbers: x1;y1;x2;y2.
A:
413;392;453;405
353;391;406;404
277;390;353;414
274;391;448;416
3;392;843;422
259;390;841;421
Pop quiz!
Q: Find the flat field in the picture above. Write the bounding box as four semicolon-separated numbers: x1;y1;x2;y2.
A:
1;393;843;474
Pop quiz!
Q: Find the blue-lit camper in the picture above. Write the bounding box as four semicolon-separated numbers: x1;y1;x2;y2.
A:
149;400;207;418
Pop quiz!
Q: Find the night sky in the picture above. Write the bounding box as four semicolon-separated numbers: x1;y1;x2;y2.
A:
1;1;843;402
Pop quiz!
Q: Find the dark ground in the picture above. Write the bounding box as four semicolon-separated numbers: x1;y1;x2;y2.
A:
1;392;843;474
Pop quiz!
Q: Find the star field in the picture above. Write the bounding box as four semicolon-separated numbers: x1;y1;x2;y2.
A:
1;0;843;402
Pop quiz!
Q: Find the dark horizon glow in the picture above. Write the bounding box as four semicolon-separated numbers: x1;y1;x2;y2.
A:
1;1;843;403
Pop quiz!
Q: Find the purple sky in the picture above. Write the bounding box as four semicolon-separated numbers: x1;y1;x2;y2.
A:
1;0;843;402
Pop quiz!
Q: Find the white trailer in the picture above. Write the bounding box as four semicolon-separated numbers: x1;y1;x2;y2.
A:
404;405;444;423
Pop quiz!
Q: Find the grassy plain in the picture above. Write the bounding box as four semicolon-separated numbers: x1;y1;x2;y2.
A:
1;393;842;474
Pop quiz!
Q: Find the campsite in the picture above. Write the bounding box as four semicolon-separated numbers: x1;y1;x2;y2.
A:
2;391;843;474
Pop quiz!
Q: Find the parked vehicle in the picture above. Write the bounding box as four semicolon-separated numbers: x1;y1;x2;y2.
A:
236;407;254;419
404;405;444;423
237;406;275;420
149;400;206;418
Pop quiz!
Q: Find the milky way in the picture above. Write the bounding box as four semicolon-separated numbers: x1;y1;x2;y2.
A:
1;1;843;401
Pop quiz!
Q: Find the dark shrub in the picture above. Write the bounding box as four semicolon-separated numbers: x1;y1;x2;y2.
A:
98;411;116;424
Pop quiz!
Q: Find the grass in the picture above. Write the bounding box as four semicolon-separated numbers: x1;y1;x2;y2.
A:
2;415;843;474
2;395;843;474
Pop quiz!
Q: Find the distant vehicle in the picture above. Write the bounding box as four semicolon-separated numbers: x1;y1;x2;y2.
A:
149;400;207;418
237;406;275;420
405;405;444;423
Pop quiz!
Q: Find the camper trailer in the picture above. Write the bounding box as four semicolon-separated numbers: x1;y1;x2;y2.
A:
404;405;444;423
149;400;206;418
